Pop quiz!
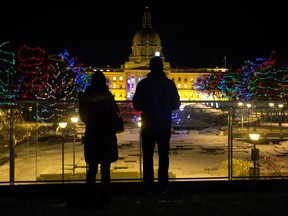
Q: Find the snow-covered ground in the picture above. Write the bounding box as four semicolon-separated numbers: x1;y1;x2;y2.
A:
1;126;288;183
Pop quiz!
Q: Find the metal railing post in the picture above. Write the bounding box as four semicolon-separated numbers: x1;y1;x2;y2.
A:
228;107;233;180
9;107;15;186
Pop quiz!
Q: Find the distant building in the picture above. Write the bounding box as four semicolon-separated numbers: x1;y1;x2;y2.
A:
84;7;227;101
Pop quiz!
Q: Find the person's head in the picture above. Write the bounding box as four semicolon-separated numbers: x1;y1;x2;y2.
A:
149;56;163;72
91;70;107;89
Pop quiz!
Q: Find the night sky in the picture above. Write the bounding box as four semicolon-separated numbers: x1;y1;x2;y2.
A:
1;0;287;69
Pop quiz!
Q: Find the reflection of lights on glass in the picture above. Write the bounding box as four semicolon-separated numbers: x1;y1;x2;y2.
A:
137;117;142;128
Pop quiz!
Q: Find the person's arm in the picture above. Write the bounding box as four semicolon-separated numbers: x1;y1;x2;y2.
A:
132;83;143;111
171;82;181;110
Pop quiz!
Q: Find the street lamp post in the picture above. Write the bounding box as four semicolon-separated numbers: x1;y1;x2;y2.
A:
238;102;244;147
58;121;67;182
137;117;142;179
247;103;251;133
249;128;260;179
278;104;283;138
269;103;274;131
71;117;79;176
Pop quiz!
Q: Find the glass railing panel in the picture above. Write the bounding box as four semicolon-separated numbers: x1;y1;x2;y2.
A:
0;102;12;184
111;102;142;181
32;101;84;183
168;101;230;180
2;100;288;184
231;101;288;179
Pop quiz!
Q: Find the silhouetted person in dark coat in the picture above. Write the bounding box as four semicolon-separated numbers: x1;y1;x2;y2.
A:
132;56;180;195
78;70;119;208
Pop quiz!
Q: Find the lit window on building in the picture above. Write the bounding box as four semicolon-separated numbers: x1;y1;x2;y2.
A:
178;77;181;82
113;84;116;89
177;83;181;89
119;76;123;81
184;84;187;89
113;76;116;81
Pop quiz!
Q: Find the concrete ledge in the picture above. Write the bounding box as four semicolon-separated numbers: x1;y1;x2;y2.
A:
2;180;288;196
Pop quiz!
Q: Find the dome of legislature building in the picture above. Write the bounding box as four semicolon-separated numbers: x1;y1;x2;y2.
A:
85;6;227;101
130;7;162;64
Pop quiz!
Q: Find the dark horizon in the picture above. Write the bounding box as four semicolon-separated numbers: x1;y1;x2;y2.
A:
1;1;287;69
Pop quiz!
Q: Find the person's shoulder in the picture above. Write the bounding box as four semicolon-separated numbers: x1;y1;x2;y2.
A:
139;76;148;81
78;90;88;101
80;91;109;103
162;76;175;83
137;77;148;86
107;91;115;100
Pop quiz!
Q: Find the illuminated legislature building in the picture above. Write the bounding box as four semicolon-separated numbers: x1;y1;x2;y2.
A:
85;7;227;101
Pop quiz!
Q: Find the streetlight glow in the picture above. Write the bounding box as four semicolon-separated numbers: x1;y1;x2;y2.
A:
137;117;142;128
249;129;260;141
249;128;260;178
59;122;67;128
71;117;79;123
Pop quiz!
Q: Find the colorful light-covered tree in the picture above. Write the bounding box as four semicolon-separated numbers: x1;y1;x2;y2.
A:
199;71;225;100
0;41;17;99
216;51;284;101
250;51;287;100
17;45;48;100
17;45;86;122
218;68;242;100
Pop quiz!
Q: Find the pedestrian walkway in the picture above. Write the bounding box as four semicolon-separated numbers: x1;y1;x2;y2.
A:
1;180;288;216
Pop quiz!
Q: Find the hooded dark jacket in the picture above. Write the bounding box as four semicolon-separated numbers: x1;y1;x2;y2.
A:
78;85;119;164
132;71;180;131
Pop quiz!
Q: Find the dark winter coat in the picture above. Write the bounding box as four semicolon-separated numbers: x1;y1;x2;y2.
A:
78;86;119;164
132;71;181;131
